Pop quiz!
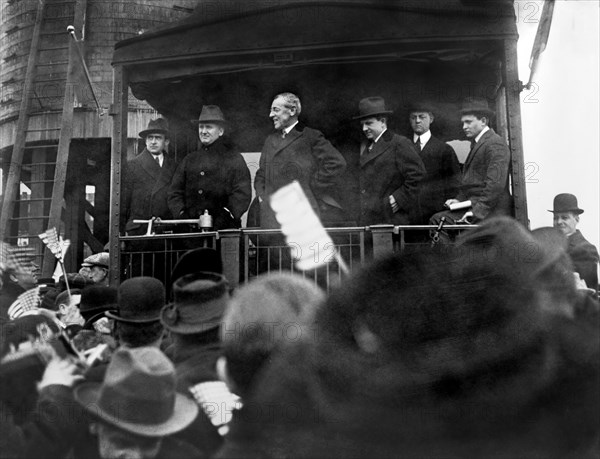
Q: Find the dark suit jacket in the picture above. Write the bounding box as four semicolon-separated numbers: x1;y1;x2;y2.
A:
254;123;346;229
568;230;599;290
415;135;461;223
457;128;512;221
358;130;426;225
168;141;251;230
121;149;177;235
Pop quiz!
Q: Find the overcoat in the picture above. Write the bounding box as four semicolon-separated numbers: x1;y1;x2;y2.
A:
568;230;599;290
456;128;512;220
254;123;347;229
122;149;177;234
168;141;251;230
415;135;461;223
358;129;426;225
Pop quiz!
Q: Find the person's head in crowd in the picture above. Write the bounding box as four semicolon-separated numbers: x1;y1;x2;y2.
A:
354;96;393;142
460;96;494;139
161;272;228;346
549;193;584;237
106;277;165;348
168;248;223;299
408;101;435;136
74;347;198;459
55;289;83;326
79;285;118;332
192;105;227;147
0;313;61;357
218;273;324;397
0;242;37;293
139;117;170;156
80;252;110;285
230;217;598;458
270;92;301;132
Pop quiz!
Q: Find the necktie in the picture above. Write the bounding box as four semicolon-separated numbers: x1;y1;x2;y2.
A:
368;141;374;152
414;136;421;151
154;155;161;167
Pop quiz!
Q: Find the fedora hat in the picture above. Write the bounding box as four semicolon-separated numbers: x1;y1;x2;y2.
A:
548;193;584;214
353;97;393;120
160;272;229;334
191;105;227;125
79;285;118;319
170;248;223;287
105;277;165;324
139;118;170;139
459;97;494;117
406;100;435;115
74;347;198;436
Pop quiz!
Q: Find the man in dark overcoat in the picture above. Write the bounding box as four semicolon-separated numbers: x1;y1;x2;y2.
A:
354;97;426;226
550;193;599;290
430;97;512;226
168;105;251;230
254;92;347;229
408;102;460;223
121;118;177;235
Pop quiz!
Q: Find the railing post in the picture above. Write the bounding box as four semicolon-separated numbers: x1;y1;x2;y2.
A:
370;224;395;259
219;229;241;288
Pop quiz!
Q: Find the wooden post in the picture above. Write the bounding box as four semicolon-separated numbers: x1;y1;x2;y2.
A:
503;39;529;228
108;65;128;286
370;224;395;259
219;229;241;288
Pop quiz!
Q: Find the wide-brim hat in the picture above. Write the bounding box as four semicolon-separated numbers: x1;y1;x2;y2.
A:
74;347;198;436
353;97;393;120
191;105;227;125
105;277;165;323
547;193;584;214
139;118;170;139
161;272;229;334
459;97;494;117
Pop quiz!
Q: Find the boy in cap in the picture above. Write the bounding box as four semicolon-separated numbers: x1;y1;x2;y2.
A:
168;105;251;230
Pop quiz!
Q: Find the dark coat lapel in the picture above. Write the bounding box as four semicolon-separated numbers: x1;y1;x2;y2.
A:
360;130;393;168
464;128;494;170
271;125;303;156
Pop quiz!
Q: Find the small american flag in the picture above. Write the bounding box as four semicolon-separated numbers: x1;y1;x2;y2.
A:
7;286;42;320
39;228;62;261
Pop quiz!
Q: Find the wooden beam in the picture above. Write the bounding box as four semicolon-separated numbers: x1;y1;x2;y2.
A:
0;0;46;241
108;65;128;286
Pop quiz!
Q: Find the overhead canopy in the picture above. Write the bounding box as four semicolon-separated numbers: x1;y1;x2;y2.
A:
113;0;518;149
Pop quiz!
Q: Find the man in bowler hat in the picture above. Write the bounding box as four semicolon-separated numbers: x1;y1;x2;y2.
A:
122;118;177;235
168;105;251;230
354;96;425;225
550;193;599;290
430;97;512;227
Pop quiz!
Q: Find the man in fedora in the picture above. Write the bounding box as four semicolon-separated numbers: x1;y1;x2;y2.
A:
430;97;512;227
550;193;599;290
354;96;425;225
168;105;251;230
254;92;347;229
73;346;200;458
122;118;177;236
408;101;460;224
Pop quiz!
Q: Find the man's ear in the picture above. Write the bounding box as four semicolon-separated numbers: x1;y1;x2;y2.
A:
58;303;68;315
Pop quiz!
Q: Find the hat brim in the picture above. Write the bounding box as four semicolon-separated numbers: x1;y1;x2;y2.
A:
139;129;169;139
105;310;161;324
190;119;227;125
74;382;198;437
352;110;393;120
460;108;494;117
547;209;584;215
159;303;221;334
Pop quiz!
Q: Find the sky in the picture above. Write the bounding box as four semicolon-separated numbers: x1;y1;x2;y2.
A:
515;0;599;249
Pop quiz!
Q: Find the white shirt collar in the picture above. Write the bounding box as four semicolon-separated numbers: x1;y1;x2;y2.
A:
474;126;490;143
151;152;164;167
373;128;387;144
283;121;299;136
413;130;431;146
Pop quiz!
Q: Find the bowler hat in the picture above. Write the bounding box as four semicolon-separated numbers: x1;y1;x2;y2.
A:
353;97;393;120
459;97;494;117
105;277;165;324
191;105;227;125
139;118;170;139
74;347;198;436
548;193;584;214
81;252;109;269
161;272;229;334
79;285;118;318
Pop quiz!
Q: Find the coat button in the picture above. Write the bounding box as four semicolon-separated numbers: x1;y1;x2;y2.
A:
200;171;205;176
198;189;203;195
